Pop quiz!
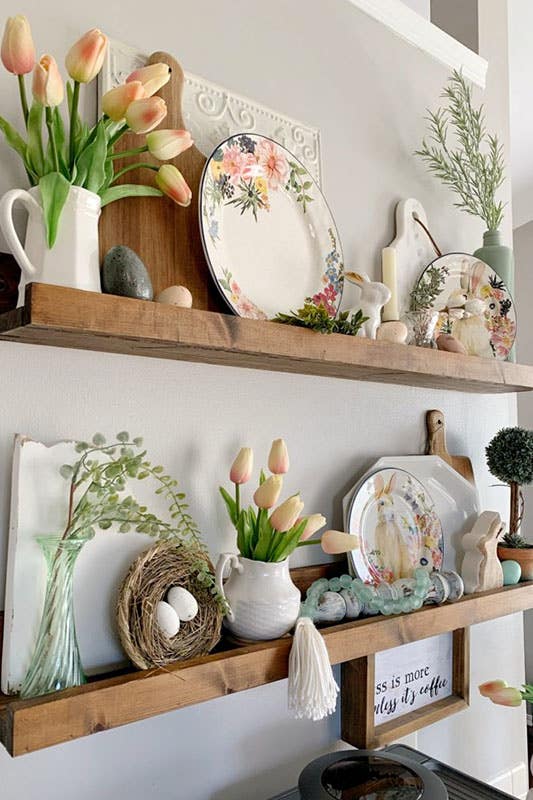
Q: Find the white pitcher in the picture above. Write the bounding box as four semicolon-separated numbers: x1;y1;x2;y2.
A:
0;185;102;307
215;554;301;641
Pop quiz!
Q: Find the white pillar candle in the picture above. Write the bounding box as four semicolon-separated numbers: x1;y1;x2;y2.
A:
381;246;399;321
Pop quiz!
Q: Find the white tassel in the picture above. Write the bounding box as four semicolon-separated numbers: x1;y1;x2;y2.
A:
288;617;339;721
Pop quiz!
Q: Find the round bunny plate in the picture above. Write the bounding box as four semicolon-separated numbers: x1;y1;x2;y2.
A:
345;468;443;584
415;253;516;359
199;134;344;320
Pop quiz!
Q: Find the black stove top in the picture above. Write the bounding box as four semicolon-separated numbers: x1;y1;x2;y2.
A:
270;746;517;800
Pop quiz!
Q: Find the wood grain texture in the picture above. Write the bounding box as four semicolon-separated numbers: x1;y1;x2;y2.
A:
426;409;475;484
341;655;375;747
1;284;533;394
0;581;530;756
98;52;224;310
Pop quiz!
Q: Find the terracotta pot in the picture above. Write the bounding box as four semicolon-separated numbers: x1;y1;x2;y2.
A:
497;545;533;581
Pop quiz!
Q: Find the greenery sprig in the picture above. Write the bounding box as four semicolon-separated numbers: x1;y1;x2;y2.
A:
410;265;449;311
415;70;505;231
274;302;367;335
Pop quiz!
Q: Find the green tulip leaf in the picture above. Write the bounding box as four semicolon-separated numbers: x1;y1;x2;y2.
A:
39;172;71;248
99;184;162;207
26;102;45;176
0;115;28;161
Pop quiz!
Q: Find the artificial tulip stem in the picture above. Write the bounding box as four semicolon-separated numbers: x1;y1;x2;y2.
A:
111;162;158;183
296;539;322;547
108;123;129;148
45;107;59;172
69;80;80;168
109;145;148;160
235;483;241;518
17;75;29;128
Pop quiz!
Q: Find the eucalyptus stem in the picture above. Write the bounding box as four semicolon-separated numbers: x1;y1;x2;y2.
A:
45;107;59;172
69;80;80;168
17;75;29;127
111;162;158;183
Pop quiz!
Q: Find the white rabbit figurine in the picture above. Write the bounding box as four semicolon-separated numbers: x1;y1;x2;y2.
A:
344;272;391;339
373;473;412;579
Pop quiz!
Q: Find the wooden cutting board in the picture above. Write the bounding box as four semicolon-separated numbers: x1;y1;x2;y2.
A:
98;52;225;311
426;409;475;485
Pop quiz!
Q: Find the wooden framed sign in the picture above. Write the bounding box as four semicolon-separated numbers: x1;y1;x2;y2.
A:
341;628;470;748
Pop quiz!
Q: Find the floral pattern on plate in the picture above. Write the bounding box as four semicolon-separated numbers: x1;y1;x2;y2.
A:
347;468;443;585
200;134;344;320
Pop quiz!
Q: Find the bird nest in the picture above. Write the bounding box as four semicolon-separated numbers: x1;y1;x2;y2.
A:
117;541;222;670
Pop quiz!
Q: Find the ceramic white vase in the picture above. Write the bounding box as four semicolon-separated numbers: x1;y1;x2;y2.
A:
215;554;301;641
0;184;102;307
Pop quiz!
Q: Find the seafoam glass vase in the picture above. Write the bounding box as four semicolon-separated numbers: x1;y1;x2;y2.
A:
20;534;88;699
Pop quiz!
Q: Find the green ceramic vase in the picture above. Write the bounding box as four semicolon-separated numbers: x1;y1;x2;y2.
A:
473;230;514;296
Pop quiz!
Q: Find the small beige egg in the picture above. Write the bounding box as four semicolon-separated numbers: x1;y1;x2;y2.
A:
156;600;180;637
376;321;408;344
167;586;199;622
155;285;193;308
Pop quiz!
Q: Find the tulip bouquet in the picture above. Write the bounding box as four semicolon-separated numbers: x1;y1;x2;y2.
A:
0;15;193;247
220;439;328;563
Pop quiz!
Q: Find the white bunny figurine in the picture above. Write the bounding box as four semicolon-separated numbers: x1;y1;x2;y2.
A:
373;473;412;579
344;272;391;339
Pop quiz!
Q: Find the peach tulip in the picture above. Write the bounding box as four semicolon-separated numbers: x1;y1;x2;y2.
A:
156;164;192;207
146;129;193;161
230;448;253;485
268;439;289;475
32;55;64;107
126;62;171;97
65;28;107;83
270;495;304;533
102;81;146;122
479;680;523;706
253;475;282;510
299;514;327;541
321;530;360;555
126;96;167;134
1;15;35;75
479;679;508;698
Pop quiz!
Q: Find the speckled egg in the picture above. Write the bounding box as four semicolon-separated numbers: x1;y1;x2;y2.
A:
167;586;199;622
155;285;193;308
156;600;180;637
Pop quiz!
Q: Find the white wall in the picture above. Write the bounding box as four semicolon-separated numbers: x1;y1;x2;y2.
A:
402;0;430;18
509;0;533;228
0;1;526;798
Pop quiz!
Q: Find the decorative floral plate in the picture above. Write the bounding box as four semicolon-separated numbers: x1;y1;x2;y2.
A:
414;253;516;359
345;468;443;584
199;134;344;320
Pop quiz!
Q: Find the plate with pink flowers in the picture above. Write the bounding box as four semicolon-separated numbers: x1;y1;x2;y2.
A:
199;134;343;320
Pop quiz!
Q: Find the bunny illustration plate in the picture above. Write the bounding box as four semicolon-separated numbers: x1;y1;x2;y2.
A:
199;134;344;320
345;468;444;584
414;253;516;359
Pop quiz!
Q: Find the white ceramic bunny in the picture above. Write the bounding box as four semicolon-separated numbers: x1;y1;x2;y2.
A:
344;272;391;339
374;473;412;579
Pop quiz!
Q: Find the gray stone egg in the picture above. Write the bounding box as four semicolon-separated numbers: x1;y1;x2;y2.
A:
102;245;153;300
340;588;362;619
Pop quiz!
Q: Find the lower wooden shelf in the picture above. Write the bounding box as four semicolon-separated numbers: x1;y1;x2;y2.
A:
1;580;532;756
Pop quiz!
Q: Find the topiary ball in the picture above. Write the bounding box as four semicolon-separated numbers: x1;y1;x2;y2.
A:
486;427;533;485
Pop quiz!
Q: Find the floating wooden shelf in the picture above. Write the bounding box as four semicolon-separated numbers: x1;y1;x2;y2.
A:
1;284;532;393
1;578;532;757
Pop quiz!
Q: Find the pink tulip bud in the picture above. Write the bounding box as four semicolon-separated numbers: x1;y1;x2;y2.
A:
126;62;171;97
488;687;523;707
321;530;360;555
253;475;282;510
268;438;290;475
101;81;146;122
126;96;167;134
32;55;64;107
65;28;107;83
270;495;304;533
1;15;35;75
299;514;327;541
479;680;508;698
156;164;192;207
230;448;253;485
146;129;193;161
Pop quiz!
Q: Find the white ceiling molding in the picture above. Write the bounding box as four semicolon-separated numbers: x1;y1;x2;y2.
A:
347;0;488;88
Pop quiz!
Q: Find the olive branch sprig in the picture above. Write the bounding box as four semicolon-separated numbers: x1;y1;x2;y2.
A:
415;70;505;232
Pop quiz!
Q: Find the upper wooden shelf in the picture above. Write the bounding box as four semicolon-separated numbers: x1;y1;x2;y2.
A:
1;578;533;757
1;284;532;394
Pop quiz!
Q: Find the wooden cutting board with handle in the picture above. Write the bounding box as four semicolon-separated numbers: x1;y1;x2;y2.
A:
426;409;475;485
98;51;225;311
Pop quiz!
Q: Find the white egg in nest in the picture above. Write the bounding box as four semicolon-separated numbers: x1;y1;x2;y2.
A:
156;600;180;638
167;586;199;622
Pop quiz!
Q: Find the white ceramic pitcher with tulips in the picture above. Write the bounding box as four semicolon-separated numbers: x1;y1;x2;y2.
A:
0;16;193;306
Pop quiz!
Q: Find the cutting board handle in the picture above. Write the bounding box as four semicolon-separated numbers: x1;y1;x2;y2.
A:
148;51;186;130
